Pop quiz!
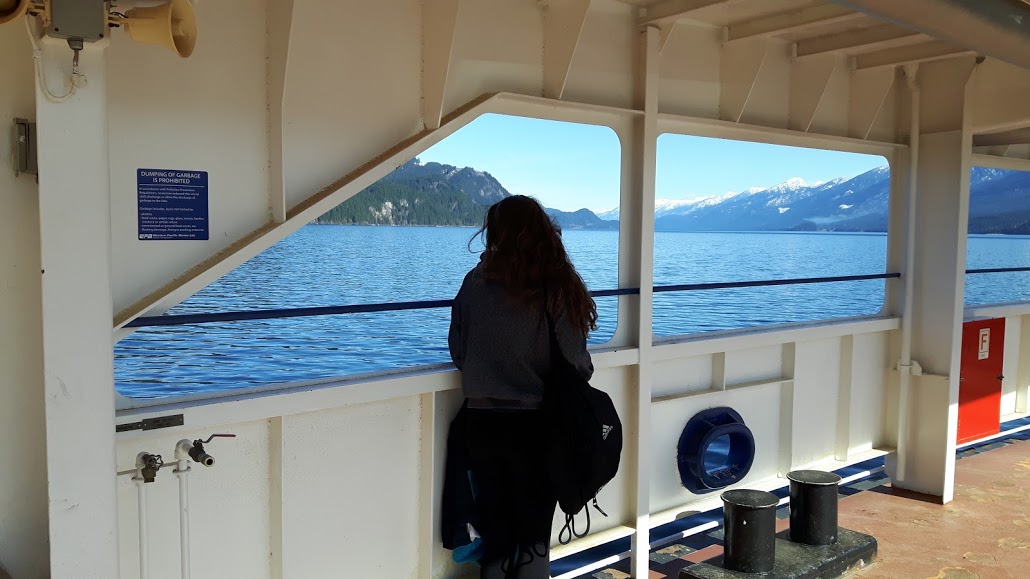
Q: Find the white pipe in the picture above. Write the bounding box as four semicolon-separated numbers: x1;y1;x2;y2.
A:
174;441;193;579
896;65;921;482
134;476;150;579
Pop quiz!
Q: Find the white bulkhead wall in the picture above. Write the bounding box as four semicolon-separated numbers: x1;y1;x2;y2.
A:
108;0;900;321
0;21;49;579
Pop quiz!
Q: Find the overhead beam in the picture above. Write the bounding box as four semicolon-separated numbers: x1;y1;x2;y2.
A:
422;0;463;129
795;24;922;58
973;127;1030;148
853;40;975;70
830;0;1030;70
543;0;591;100
726;3;864;43
637;0;729;25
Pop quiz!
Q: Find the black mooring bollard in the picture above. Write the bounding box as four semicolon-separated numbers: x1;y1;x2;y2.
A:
787;470;842;546
721;489;778;573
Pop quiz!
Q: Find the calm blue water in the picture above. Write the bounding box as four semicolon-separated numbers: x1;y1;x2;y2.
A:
114;226;1030;398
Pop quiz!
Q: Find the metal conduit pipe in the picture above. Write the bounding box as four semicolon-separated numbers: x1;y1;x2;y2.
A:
174;441;193;579
134;477;150;579
895;65;920;482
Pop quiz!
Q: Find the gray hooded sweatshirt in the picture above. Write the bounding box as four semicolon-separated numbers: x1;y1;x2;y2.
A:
448;262;594;410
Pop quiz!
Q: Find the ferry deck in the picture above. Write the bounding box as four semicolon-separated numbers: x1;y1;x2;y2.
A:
1;0;1029;578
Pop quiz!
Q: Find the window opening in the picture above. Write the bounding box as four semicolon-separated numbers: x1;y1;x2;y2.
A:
652;134;890;337
964;167;1030;306
116;114;622;398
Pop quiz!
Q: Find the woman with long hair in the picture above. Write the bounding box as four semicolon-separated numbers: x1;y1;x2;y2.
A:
448;195;597;578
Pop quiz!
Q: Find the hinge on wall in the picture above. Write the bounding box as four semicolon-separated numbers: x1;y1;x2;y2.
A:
14;118;38;177
116;414;185;433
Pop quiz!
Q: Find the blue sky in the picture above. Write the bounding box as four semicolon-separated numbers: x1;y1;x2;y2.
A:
418;113;888;213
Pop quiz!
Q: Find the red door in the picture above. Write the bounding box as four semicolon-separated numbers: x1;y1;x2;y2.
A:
957;318;1005;444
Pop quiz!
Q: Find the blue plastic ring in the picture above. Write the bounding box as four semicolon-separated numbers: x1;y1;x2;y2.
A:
677;407;756;494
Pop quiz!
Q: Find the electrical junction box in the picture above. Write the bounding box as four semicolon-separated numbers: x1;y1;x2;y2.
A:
47;0;108;42
957;317;1005;444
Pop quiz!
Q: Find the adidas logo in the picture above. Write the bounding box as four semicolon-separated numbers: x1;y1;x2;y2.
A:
601;424;613;440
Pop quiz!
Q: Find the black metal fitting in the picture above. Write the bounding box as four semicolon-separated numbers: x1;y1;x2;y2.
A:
787;470;842;546
188;433;236;467
188;441;215;467
139;453;163;483
721;489;778;574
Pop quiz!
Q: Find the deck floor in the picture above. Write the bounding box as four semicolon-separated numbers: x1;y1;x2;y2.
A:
575;429;1030;579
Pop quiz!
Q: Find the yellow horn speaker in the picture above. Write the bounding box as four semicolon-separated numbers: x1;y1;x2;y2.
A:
123;0;197;58
0;0;30;25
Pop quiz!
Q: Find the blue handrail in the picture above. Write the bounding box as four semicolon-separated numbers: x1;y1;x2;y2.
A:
126;272;900;328
965;266;1030;274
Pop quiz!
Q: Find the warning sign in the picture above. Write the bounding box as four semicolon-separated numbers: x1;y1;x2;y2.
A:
137;168;209;240
978;328;990;360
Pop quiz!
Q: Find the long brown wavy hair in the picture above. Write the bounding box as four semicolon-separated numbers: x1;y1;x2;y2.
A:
473;195;597;335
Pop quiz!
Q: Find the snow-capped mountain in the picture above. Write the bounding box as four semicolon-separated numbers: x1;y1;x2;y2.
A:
649;165;1030;233
596;198;713;221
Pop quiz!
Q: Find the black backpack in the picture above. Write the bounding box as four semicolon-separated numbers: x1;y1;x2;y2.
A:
543;308;623;544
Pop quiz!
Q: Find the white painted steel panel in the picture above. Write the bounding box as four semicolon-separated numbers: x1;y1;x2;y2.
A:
808;55;850;137
562;0;636;110
791;338;842;467
849;332;890;454
284;0;422;209
446;0;543;115
724;345;782;385
108;0;271;313
282;397;421;578
0;22;49;579
658;25;721;119
652;355;714;399
648;380;783;514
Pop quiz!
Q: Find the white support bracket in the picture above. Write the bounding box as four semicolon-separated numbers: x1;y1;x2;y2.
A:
720;39;768;123
267;0;296;224
848;66;895;140
657;20;677;55
422;0;462;129
789;54;838;132
542;0;591;100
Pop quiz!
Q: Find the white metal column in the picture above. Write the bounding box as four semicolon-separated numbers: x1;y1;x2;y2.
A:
33;33;120;577
629;25;659;579
887;58;977;502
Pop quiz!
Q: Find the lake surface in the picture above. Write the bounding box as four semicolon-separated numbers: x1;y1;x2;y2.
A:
115;226;1030;398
